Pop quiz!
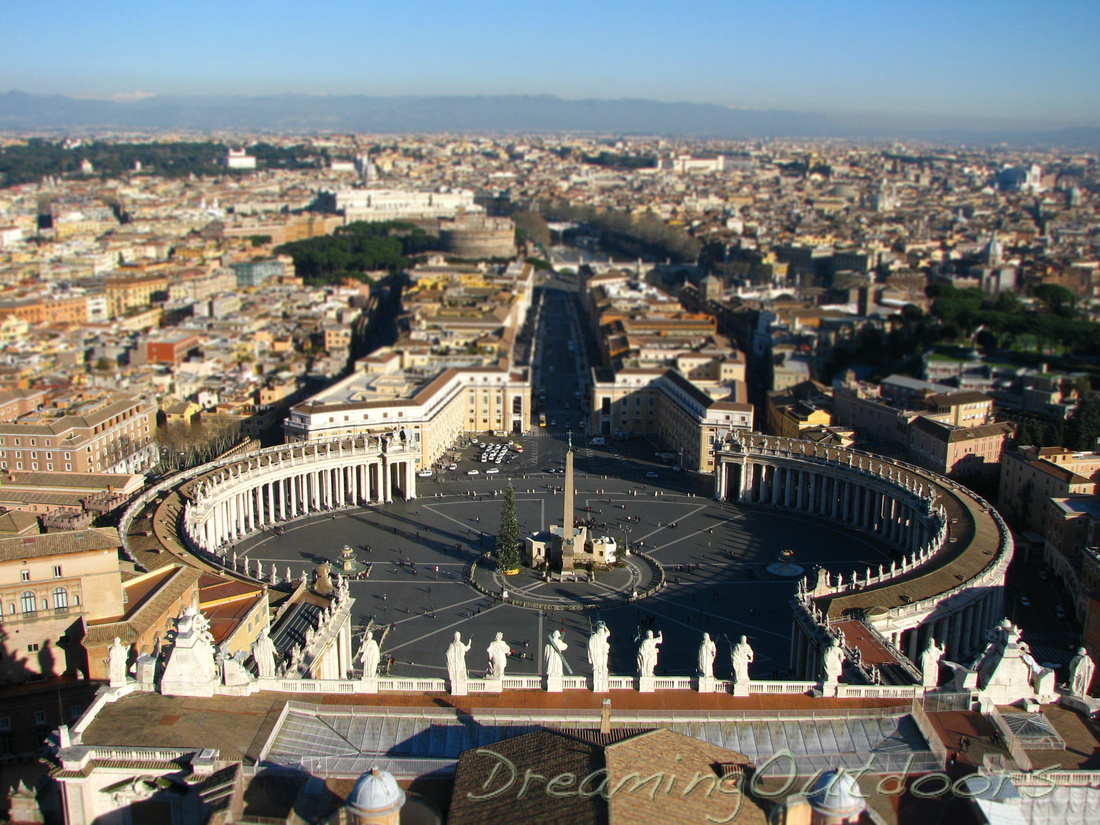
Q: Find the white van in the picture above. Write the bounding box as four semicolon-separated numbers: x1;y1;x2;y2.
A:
590;437;606;446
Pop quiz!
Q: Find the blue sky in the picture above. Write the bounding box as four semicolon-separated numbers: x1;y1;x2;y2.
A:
4;0;1098;125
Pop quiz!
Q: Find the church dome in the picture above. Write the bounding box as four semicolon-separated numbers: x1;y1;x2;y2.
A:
985;233;1003;265
347;767;406;817
805;768;866;818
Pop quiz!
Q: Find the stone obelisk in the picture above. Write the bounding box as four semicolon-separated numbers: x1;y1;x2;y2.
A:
562;430;576;568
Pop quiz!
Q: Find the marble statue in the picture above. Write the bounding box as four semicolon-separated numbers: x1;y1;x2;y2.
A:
637;630;663;677
730;635;754;684
1069;647;1096;698
252;631;277;679
821;635;845;685
486;632;510;679
698;633;717;679
920;638;946;689
588;621;611;687
107;637;128;687
446;632;472;687
545;630;568;678
360;631;381;679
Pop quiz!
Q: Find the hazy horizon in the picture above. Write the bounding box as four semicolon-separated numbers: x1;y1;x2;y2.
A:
4;0;1099;129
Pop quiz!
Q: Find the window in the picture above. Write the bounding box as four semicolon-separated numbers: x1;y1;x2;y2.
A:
21;570;29;582
0;717;9;731
53;566;62;578
53;588;67;610
69;705;81;721
33;711;46;726
27;643;39;653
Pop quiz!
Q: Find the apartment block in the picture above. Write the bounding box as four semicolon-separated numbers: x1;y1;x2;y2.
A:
998;446;1100;535
0;393;157;474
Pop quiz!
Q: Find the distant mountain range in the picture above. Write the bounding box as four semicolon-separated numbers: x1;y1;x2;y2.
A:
1;91;1098;148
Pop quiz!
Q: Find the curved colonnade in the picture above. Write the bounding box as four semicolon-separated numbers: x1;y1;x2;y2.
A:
714;432;1013;683
120;437;420;584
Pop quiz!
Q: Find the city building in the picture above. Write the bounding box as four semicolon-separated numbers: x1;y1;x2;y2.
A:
0;527;124;684
284;359;531;470
998;446;1100;535
590;367;753;472
907;417;1014;477
0;393;157;474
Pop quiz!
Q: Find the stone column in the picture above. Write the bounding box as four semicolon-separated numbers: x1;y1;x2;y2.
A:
714;461;726;500
977;594;992;649
229;495;239;539
949;611;963;658
907;627;920;663
382;460;392;504
960;604;975;659
841;481;850;524
406;460;416;501
972;602;990;651
784;468;794;508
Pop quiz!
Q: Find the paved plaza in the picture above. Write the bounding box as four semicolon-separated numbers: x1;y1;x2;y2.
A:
234;443;896;684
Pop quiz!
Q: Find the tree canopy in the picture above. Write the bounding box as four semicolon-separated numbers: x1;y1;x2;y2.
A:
275;221;436;285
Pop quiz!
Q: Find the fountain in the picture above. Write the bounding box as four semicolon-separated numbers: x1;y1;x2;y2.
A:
767;548;805;578
338;545;364;576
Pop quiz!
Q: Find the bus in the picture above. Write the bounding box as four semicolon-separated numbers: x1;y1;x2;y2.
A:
538;413;547;427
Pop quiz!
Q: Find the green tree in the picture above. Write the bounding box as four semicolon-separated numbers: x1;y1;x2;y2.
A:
1033;283;1076;315
512;212;551;248
496;484;521;574
1066;394;1100;451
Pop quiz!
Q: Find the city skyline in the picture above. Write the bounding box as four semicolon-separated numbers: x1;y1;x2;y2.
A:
3;0;1099;128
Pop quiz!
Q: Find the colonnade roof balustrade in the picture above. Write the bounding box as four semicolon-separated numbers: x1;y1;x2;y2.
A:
719;433;1012;622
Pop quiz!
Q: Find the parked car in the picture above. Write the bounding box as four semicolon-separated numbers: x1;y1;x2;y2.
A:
417;470;433;478
467;469;480;476
486;467;500;474
646;471;659;478
591;437;606;446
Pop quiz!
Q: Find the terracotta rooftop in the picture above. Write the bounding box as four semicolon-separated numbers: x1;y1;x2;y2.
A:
0;526;119;562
